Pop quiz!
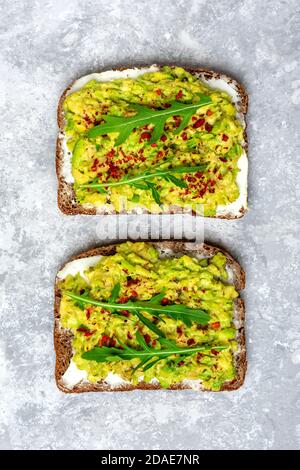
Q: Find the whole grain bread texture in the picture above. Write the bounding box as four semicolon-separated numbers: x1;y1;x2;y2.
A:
56;65;248;218
54;241;247;393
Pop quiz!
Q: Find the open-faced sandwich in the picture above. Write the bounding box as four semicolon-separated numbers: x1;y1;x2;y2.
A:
57;65;248;217
54;241;246;392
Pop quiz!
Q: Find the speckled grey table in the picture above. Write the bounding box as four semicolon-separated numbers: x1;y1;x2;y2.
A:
1;0;300;451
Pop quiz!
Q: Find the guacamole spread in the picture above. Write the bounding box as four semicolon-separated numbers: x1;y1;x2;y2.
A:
63;66;244;216
59;242;239;391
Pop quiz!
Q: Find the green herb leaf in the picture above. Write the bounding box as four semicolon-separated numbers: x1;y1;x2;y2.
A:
148;292;166;304
86;96;212;145
164;174;188;188
146;182;161;205
72;291;90;310
78;164;207;192
65;291;210;326
134;311;165;338
142;358;161;372
109;283;121;303
78;163;207;206
82;333;227;372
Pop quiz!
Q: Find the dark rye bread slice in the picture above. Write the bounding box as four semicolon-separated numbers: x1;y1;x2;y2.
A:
54;241;246;393
56;65;248;218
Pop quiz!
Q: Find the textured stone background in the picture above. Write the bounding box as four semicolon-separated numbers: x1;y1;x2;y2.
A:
1;0;300;450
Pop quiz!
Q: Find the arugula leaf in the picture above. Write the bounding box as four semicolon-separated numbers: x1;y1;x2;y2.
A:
134;311;165;338
164;173;188;188
109;283;121;302
65;291;210;326
145;180;161;205
72;291;90;310
147;292;166;304
86;96;212;145
78;164;207;192
82;332;227;372
135;331;149;349
142;358;161;372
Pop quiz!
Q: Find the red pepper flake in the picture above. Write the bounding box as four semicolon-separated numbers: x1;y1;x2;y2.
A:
84;331;95;337
152;339;157;347
100;335;115;347
206;109;213;116
178;361;185;367
211;349;220;356
205;123;213;132
140;132;151;140
164;103;171;108
77;327;89;333
151;143;157;147
156;88;162;96
222;134;229;142
195;172;203;178
193;118;205;129
196;353;204;361
77;327;95;337
130;290;138;299
118;296;130;304
181;132;188;141
86;307;94;320
176;90;183;100
160;135;167;142
161;298;169;306
187;338;195;346
107;161;121;179
144;334;151;344
100;335;110;346
211;321;221;329
83;114;93;126
126;278;139;287
120;310;130;317
186;176;196;183
157;151;164;158
219;157;227;163
91;158;99;171
176;326;183;335
173;116;181;128
127;332;133;340
192;116;197;121
106;149;115;158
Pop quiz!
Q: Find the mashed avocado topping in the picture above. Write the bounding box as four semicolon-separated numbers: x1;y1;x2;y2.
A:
63;66;244;215
59;242;239;391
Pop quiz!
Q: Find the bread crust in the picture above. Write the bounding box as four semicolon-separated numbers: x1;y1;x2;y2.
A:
54;241;246;393
56;65;248;218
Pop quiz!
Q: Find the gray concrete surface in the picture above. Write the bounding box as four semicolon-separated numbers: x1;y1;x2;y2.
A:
0;0;300;450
